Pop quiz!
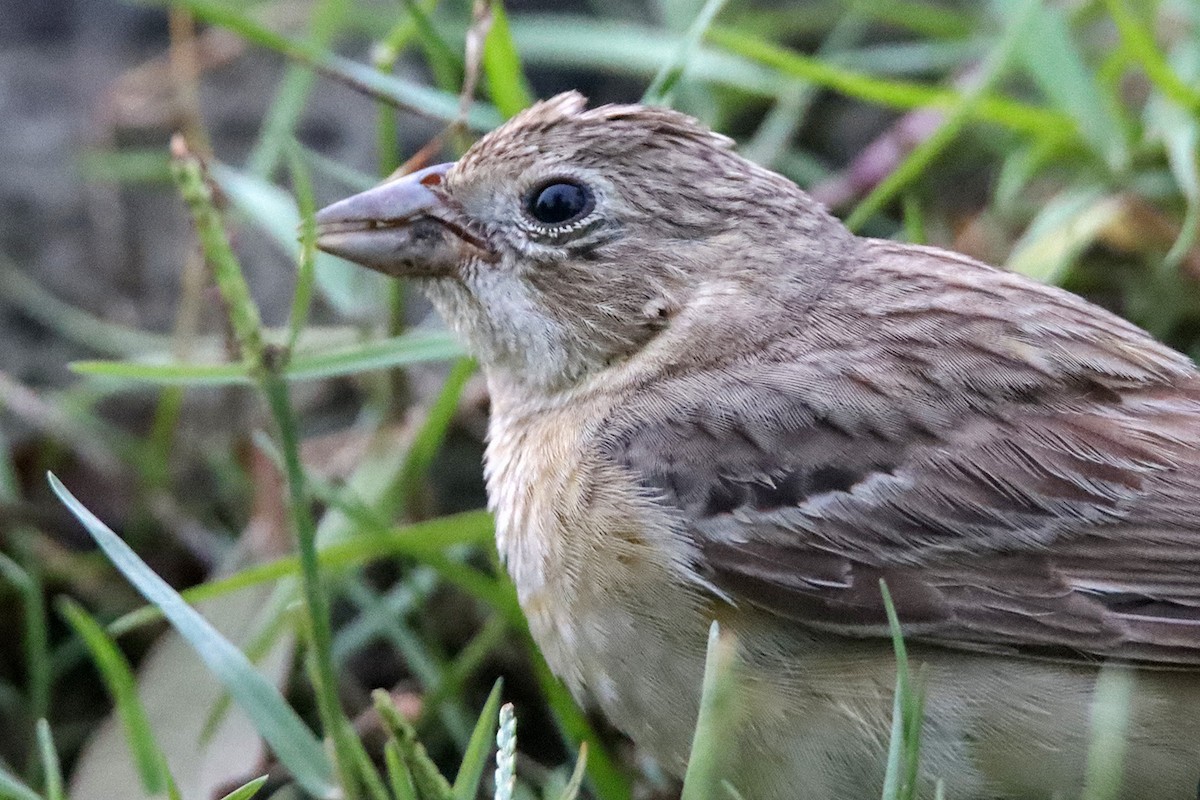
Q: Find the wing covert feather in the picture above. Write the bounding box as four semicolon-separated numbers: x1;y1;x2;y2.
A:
600;245;1200;664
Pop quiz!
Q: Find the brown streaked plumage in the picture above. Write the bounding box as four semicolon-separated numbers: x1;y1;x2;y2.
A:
316;92;1200;799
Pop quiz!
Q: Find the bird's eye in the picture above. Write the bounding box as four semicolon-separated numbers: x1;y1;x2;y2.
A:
527;181;593;226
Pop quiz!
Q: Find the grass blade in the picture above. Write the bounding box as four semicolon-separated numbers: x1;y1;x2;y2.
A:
245;0;349;178
679;621;739;800
71;329;466;386
48;474;338;799
161;0;502;131
216;776;269;800
844;0;1039;231
483;0;535;117
708;26;1073;139
106;510;499;637
285;330;466;381
452;678;504;800
0;764;41;800
58;598;172;796
1005;187;1119;284
879;581;926;800
1104;0;1200;112
35;721;64;800
0;261;171;357
69;359;252;385
643;0;731;105
1006;0;1130;171
555;744;588;800
384;739;418;800
1081;666;1133;800
0;553;51;732
529;646;630;800
285;143;319;353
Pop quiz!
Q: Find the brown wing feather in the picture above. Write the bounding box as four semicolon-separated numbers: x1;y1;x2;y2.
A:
601;242;1200;665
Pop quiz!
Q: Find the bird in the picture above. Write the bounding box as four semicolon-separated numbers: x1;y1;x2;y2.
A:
315;91;1200;800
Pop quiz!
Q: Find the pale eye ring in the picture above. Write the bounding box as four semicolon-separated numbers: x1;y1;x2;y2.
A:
525;180;594;226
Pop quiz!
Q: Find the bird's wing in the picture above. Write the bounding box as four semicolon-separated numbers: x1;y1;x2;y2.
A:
600;243;1200;664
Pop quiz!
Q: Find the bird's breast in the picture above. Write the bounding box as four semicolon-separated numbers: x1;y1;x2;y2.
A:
483;392;717;768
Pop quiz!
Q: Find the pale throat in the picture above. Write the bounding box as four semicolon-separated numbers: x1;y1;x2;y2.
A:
420;270;602;392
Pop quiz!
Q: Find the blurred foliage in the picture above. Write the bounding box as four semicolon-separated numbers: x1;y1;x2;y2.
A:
1;0;1198;799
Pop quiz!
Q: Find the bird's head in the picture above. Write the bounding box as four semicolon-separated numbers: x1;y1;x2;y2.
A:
316;91;845;391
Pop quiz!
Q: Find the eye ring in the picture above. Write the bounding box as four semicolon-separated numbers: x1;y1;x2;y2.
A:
525;180;594;227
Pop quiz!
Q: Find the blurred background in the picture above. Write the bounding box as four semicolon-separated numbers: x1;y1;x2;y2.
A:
1;0;1198;798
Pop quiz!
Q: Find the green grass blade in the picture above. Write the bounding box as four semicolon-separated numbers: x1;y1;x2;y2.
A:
1006;0;1130;171
373;690;454;800
642;0;730;105
484;0;535;117
879;581;925;800
1104;0;1200;112
78;148;174;185
452;678;504;800
1005;187;1119;284
246;0;349;178
1145;42;1200;267
58;598;171;795
529;646;630;800
844;0;1039;231
679;622;739;800
0;764;41;800
71;329;465;386
555;744;588;800
392;357;476;518
384;740;418;800
160;0;502;131
48;474;339;800
216;775;269;800
401;0;464;92
1081;666;1133;800
35;721;63;800
69;359;252;385
106;510;498;637
0;261;172;357
707;26;1073;139
0;553;51;731
285;330;466;381
506;15;780;95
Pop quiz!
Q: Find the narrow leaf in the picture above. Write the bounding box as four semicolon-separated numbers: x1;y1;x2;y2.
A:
483;0;535;117
59;598;171;795
452;679;504;800
1006;0;1129;170
643;0;731;104
555;744;588;800
36;720;65;800
161;0;502;131
708;26;1073;138
216;776;269;800
48;474;338;799
71;330;466;387
1005;187;1120;284
0;763;42;800
679;622;739;800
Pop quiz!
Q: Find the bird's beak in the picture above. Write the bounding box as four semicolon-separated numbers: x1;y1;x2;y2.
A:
314;162;489;278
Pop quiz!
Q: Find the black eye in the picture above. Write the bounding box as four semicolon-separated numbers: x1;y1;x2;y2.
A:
528;181;593;226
